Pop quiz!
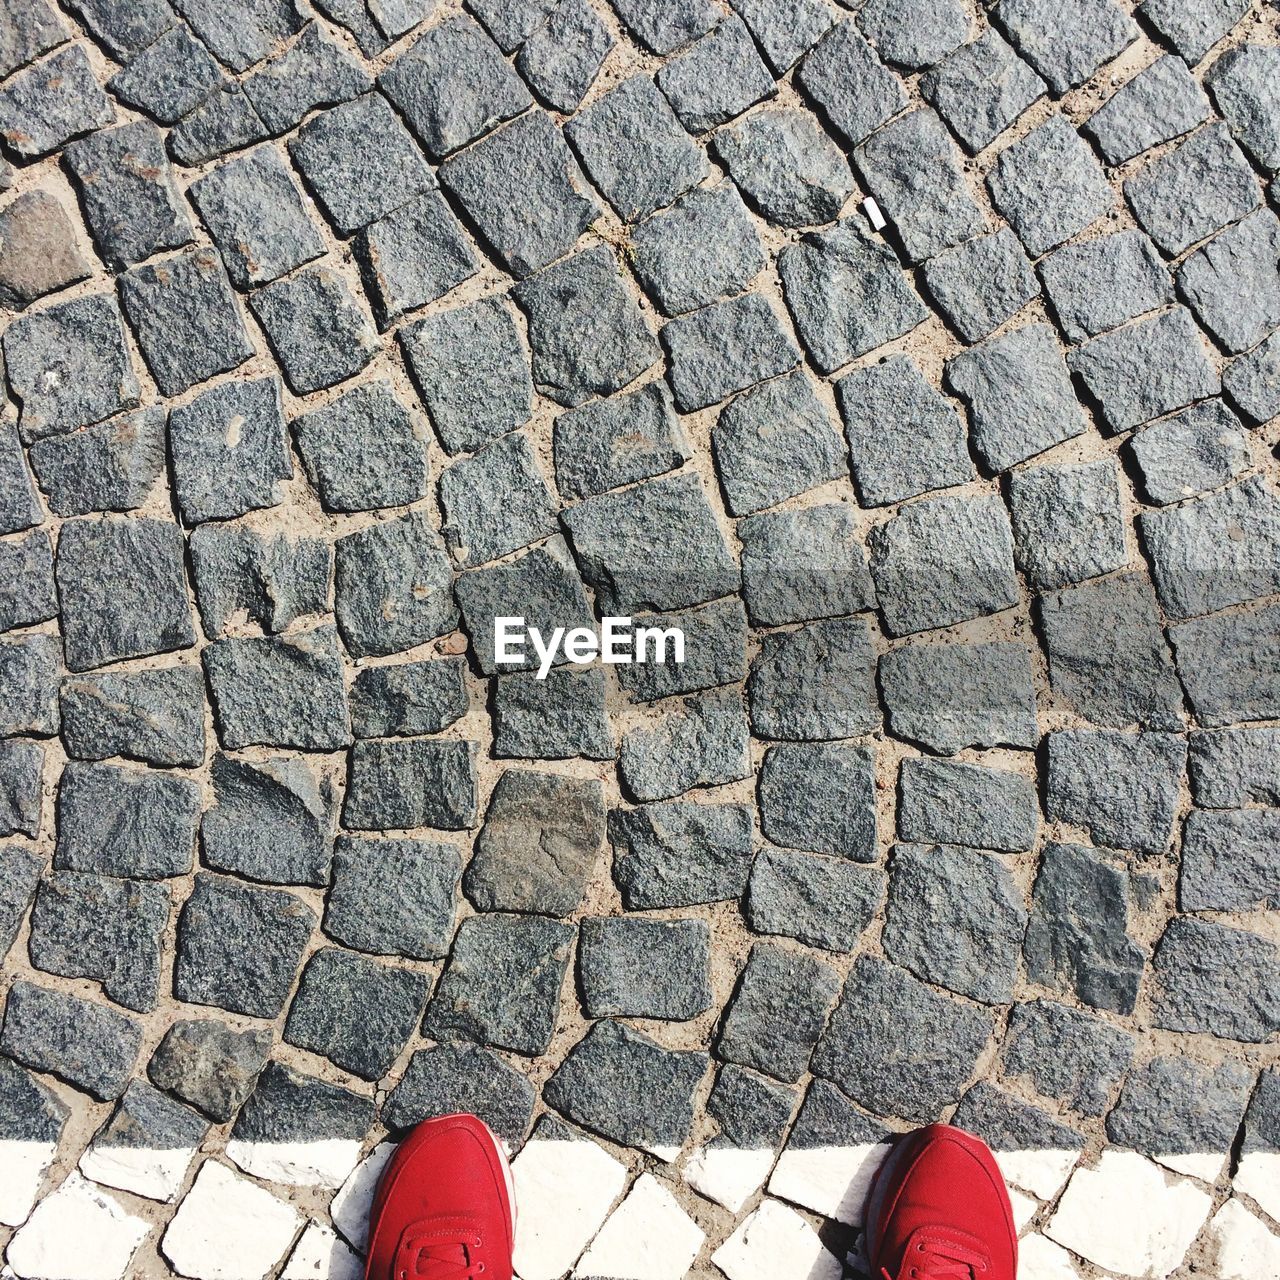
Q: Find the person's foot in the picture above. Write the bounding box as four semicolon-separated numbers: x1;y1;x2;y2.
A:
365;1113;515;1280
864;1123;1017;1280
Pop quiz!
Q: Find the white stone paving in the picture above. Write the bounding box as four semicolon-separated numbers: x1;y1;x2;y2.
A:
79;1139;198;1203
225;1136;365;1190
329;1142;395;1254
1235;1149;1280;1222
767;1139;892;1227
1205;1198;1280;1280
711;1198;842;1280
1018;1234;1084;1280
572;1174;703;1280
0;1140;58;1228
281;1221;365;1280
684;1141;775;1213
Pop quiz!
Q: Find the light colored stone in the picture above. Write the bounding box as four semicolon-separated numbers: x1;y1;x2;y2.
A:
1019;1234;1083;1280
1151;1149;1227;1184
0;1139;57;1228
768;1138;891;1227
1235;1149;1280;1222
1009;1188;1040;1234
281;1222;363;1280
79;1139;196;1203
684;1144;775;1213
993;1147;1080;1201
330;1142;394;1252
572;1174;703;1280
712;1198;842;1280
1045;1151;1211;1279
225;1137;364;1190
512;1133;629;1280
1205;1199;1280;1280
161;1160;302;1280
6;1173;149;1280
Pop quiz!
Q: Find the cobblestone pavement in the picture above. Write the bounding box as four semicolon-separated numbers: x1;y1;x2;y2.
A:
1;0;1279;1277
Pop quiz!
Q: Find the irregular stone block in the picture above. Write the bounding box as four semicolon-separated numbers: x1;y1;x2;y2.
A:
174;874;316;1019
729;0;833;74
1170;602;1280;728
744;847;885;953
515;0;612;112
616;597;747;702
1206;44;1280;172
492;667;613;761
0;740;43;838
0;634;58;737
579;917;711;1020
351;657;467;739
0;0;66;78
1178;209;1280;354
465;769;605;916
0;190;90;308
1224;328;1280;426
324;835;460;960
1188;727;1280;807
1129;398;1249;506
59;667;205;767
344;737;476;832
607;0;716;55
997;0;1137;94
0;43;113;158
1141;0;1248;63
147;1019;271;1123
922;228;1038;344
656;15;774;133
171;0;302;72
242;20;370;133
795;20;903;147
1180;808;1280;911
118;247;252;396
856;0;968;70
425;913;574;1055
168;85;267;165
1085;54;1211;164
898;759;1038;852
0;423;40;535
108;26;223;124
439;109;598;278
28;408;166;517
205;626;350;751
0;530;56;635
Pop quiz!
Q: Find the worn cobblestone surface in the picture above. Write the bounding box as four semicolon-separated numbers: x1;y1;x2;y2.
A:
0;1;1279;1278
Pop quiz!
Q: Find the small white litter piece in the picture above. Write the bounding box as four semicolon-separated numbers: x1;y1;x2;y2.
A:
863;197;887;232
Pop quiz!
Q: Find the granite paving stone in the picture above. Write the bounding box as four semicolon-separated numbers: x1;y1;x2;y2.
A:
738;503;877;627
1141;0;1250;64
1188;727;1280;807
857;0;967;70
946;322;1085;472
27;408;166;517
1178;209;1280;355
0;846;45;956
0;740;43;838
898;759;1039;853
118;247;253;396
288;94;434;236
923;229;1039;344
868;493;1019;635
579;917;711;1020
1037;230;1175;343
1038;572;1183;731
350;656;468;740
1206;44;1280;172
491;666;613;760
400;296;531;456
170;0;302;73
1000;1000;1135;1117
0;530;57;635
324;835;460;960
631;183;766;318
55;516;193;669
353;189;477;329
663;292;801;412
778;219;928;373
1086;54;1212;164
0;0;67;78
718;943;839;1083
204;625;351;751
63;121;192;271
1180;808;1280;911
616;597;748;702
712;369;846;515
544;1019;708;1158
748;616;878;741
513;245;659;408
553;382;688;499
334;510;457;657
146;1019;271;1124
241;21;371;134
439;110;600;279
1224;329;1280;425
378;15;530;159
439;432;557;567
0;44;113;158
1046;729;1185;855
606;0;717;56
795;20;905;149
108;25;223;125
609;801;755;910
656;15;775;134
0;980;141;1101
883;843;1026;1003
1127;399;1250;504
838;355;972;506
855;107;988;263
0;189;88;311
343;737;477;831
729;0;833;74
174;874;316;1019
997;0;1137;94
166;85;268;166
813;956;994;1123
879;640;1039;756
1007;458;1127;588
515;0;612;113
1170;601;1280;728
3;292;140;443
0;634;59;737
59;667;206;768
464;769;605;916
988;115;1113;259
1123;123;1260;256
1024;842;1146;1014
759;742;876;861
745;846;885;953
715;106;854;230
28;870;169;1012
919;27;1045;154
285;947;428;1081
189;144;324;290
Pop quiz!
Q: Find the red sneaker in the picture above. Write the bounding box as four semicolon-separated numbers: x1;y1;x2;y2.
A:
365;1114;515;1280
865;1124;1017;1280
